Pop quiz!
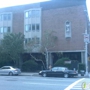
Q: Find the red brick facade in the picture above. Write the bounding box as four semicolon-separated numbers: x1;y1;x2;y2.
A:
42;5;86;52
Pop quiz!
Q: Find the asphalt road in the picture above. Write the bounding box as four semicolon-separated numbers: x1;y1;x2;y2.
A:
0;76;89;90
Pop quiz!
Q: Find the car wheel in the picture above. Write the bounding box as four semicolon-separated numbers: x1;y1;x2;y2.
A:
9;72;13;76
42;73;47;77
64;73;68;78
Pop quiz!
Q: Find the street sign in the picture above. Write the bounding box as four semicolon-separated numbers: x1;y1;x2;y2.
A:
84;34;89;43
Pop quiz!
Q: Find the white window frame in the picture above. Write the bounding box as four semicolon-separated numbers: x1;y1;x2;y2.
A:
65;21;71;38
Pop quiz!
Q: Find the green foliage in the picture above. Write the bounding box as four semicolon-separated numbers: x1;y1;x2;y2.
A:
0;33;24;67
54;57;71;69
1;33;24;54
78;63;85;72
0;60;14;67
64;64;71;69
54;57;70;66
22;60;38;72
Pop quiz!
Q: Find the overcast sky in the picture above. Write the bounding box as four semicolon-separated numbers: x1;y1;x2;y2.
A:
0;0;50;8
86;0;90;21
0;0;90;21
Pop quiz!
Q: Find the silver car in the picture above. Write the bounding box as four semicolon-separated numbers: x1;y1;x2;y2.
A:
0;66;21;76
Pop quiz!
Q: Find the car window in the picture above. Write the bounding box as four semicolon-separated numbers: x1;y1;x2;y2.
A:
52;67;58;71
58;67;66;71
61;68;66;71
1;67;10;69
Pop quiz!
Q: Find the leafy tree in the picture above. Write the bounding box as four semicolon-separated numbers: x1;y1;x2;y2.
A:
0;33;24;68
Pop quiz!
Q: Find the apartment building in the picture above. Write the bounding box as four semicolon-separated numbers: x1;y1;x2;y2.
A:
0;0;89;70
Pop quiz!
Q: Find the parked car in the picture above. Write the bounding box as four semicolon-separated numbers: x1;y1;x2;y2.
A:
0;66;21;76
39;67;78;78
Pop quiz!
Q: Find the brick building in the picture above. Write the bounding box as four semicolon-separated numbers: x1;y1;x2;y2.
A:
0;0;89;70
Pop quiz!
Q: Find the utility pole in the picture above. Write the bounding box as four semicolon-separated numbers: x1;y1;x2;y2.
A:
84;5;90;76
84;30;89;76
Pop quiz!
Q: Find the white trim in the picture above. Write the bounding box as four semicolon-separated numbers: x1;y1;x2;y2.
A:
65;21;71;38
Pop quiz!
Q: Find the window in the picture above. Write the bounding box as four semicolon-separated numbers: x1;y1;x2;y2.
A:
28;38;31;43
1;66;10;69
36;37;40;44
25;24;31;32
7;27;11;32
0;27;11;33
25;38;28;44
52;67;58;71
0;27;3;33
32;38;35;42
5;27;11;33
3;14;7;20
25;9;40;18
3;27;7;33
28;24;31;31
28;11;32;18
25;25;28;32
35;10;40;17
25;24;40;32
65;21;71;38
0;14;3;21
36;24;40;31
0;13;11;21
32;24;35;31
25;11;29;18
32;10;40;17
7;14;11;20
25;38;32;44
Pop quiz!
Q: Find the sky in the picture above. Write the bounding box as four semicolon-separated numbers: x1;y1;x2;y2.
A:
0;0;90;21
86;0;90;21
0;0;50;8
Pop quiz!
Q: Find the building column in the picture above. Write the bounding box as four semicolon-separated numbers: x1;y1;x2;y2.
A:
48;52;53;67
81;52;85;64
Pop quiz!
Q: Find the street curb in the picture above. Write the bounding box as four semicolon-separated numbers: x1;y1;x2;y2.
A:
20;73;90;78
20;73;39;76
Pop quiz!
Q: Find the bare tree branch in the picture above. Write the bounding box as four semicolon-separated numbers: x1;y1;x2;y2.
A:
30;53;46;69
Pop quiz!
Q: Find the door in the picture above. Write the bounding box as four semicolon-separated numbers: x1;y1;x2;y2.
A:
56;67;65;77
51;67;58;76
0;66;10;75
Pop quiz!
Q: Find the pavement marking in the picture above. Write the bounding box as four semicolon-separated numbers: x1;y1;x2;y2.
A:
64;78;85;90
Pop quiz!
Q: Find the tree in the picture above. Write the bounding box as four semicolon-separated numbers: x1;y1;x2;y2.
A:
0;33;24;68
41;30;58;69
25;30;58;69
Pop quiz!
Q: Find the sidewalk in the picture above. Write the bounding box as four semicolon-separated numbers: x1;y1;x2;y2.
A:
74;73;90;78
21;72;39;76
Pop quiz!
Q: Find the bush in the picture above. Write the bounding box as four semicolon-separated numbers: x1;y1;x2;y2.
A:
54;57;71;69
54;57;70;67
64;64;71;69
22;60;38;72
78;63;85;72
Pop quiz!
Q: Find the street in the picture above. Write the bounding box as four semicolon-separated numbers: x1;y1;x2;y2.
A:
0;75;89;90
